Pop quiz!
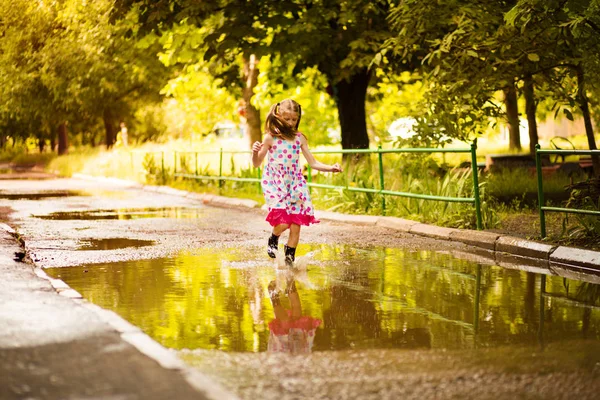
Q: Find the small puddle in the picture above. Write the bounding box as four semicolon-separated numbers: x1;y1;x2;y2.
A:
0;191;86;200
35;207;204;220
46;245;600;353
77;238;155;250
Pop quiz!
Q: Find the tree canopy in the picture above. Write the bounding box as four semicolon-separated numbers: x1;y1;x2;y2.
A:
0;0;598;155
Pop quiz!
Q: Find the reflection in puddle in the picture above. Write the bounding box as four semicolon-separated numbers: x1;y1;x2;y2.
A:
77;238;155;250
0;191;86;200
46;245;600;354
35;207;204;220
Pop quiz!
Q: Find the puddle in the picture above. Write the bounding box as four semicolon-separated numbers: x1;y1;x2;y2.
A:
0;191;86;200
77;238;155;250
46;245;600;353
35;207;204;220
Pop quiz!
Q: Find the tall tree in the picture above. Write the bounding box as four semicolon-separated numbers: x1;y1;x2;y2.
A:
114;0;397;149
0;0;168;151
506;0;600;174
504;84;522;151
523;74;539;154
386;1;525;145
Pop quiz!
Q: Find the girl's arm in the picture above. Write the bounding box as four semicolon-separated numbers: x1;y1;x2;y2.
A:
252;134;273;167
299;134;342;172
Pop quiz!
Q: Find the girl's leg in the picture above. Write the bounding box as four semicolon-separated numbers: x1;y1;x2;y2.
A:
287;224;301;248
267;224;289;258
273;224;290;236
284;224;301;265
286;279;302;318
268;280;290;321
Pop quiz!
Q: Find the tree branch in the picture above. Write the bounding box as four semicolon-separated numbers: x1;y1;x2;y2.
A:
585;19;600;35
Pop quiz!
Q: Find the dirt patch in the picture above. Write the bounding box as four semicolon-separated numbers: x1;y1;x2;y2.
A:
491;210;600;250
0;163;57;180
0;206;13;223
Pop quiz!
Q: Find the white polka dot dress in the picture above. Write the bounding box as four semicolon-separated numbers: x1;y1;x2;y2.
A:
262;133;318;226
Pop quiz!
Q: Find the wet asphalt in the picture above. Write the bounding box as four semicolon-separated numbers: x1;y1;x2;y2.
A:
1;177;599;399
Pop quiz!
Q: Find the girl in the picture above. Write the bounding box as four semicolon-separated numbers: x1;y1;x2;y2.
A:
252;99;342;264
267;278;321;354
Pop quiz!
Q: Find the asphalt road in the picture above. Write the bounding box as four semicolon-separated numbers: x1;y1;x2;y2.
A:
1;177;599;400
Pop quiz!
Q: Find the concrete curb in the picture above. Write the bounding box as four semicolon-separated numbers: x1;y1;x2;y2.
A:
70;175;600;275
550;246;600;274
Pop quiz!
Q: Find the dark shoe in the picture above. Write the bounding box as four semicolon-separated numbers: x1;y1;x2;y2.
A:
267;234;279;259
284;245;296;267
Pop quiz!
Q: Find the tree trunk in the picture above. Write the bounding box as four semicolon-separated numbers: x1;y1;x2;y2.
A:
103;109;116;149
575;65;600;177
37;135;45;153
504;84;521;151
50;133;56;152
523;75;538;155
57;122;68;155
242;55;262;148
331;69;370;149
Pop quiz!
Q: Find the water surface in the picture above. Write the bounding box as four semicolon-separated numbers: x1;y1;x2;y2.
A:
36;207;204;220
46;245;600;352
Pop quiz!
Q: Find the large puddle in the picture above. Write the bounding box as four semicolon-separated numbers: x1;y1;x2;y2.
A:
0;190;86;200
77;238;155;250
35;207;204;220
46;245;600;353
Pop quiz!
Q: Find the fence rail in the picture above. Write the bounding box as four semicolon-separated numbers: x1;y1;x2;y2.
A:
535;144;600;238
136;144;483;230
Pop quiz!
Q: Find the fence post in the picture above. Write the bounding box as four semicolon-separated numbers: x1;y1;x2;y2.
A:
219;148;223;189
538;274;546;347
378;145;386;215
257;167;262;194
307;165;312;194
470;142;483;230
535;144;547;238
473;265;481;334
195;152;198;176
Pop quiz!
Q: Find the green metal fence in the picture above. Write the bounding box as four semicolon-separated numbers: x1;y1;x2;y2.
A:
535;144;600;238
144;144;483;230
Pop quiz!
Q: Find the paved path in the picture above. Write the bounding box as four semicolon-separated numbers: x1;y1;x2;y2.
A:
0;178;242;400
1;176;599;399
0;177;457;400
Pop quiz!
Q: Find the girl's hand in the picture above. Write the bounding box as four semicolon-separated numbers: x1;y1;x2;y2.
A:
331;163;342;173
252;141;262;153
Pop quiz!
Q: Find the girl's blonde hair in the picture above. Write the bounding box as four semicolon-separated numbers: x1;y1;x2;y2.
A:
264;99;302;141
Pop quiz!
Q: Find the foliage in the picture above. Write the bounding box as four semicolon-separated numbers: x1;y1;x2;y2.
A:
0;0;169;150
114;0;404;149
366;71;426;143
483;169;577;207
561;178;600;242
142;153;161;184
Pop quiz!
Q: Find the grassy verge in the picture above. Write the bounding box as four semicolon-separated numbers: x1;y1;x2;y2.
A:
5;136;599;248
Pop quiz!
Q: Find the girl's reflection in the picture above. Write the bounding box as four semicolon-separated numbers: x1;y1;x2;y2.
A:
267;278;321;354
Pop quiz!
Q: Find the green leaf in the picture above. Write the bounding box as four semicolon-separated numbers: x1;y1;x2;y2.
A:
527;53;539;62
563;108;574;121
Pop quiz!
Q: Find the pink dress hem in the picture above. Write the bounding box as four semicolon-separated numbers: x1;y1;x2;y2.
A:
266;208;320;227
